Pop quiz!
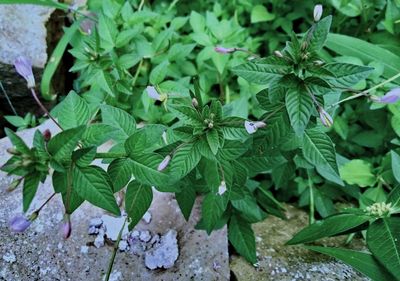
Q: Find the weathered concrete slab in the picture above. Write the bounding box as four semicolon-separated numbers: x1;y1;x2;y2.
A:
0;121;230;281
230;204;370;281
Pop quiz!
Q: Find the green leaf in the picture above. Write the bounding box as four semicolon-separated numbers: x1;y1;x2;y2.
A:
189;11;206;33
387;185;400;208
303;128;342;184
101;105;136;140
339;159;376;187
5;116;27;127
391;151;400;184
287;213;370;245
175;184;196;221
250;4;275;23
4;128;31;155
98;14;117;51
231;57;291;85
170;105;203;126
207;129;220;155
306;16;332;52
47;126;86;163
23;172;41;212
305;246;396;281
323;63;373;88
201;193;226;234
125;181;153;230
72;146;96;167
367;217;400;277
73;165;120;215
231;196;267;223
285;88;313;135
51;91;90;129
128;153;173;186
326;33;400;83
149;60;170;85
169;143;201;178
107;158;133;192
125;125;166;155
52;171;84;214
228;215;257;264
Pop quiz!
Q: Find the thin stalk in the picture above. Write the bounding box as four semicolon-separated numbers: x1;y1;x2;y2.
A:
307;170;315;225
95;152;127;159
138;0;145;11
35;192;57;213
327;72;400;109
104;218;127;281
345;233;355;245
0;81;17;115
131;59;143;87
30;88;63;130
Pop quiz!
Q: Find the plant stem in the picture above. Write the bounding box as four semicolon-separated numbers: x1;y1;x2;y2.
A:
138;0;145;11
35;192;57;213
30;88;63;130
104;218;127;281
0;81;17;115
307;170;315;225
95;152;127;159
131;59;143;87
327;72;400;109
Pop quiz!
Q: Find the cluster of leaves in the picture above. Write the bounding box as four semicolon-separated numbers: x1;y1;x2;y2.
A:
2;0;400;280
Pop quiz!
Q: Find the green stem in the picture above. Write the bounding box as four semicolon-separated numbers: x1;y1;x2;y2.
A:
138;0;145;11
131;59;143;87
307;170;315;225
95;152;127;159
30;88;63;130
0;81;17;115
104;218;127;281
328;72;400;109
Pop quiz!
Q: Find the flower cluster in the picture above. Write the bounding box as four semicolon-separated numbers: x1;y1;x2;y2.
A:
365;202;393;217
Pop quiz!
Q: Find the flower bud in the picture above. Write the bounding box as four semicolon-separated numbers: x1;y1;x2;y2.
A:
43;129;52;142
192;98;199;108
14;56;35;88
157;155;171;171
318;108;333;128
301;41;308;51
217;181;227;195
6;148;20;155
7;178;23;192
273;51;284;58
214;46;236;54
374;88;400;104
61;214;72;239
313;4;323;22
313;60;324;66
9;214;32;233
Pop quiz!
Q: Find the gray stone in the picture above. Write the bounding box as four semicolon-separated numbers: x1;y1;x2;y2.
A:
0;121;230;281
145;230;179;270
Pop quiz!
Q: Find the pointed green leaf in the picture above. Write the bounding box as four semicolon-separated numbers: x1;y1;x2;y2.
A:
201;193;226;234
391;151;400;184
107;158;133;192
176;184;196;221
207;129;220;155
101;105;136;140
73;165;120;215
305;246;396;281
169;143;201;178
323;63;373;88
5;128;31;155
367;217;400;277
285;88;313;135
306;16;332;52
125;181;153;230
47;126;86;163
228;215;257;264
23;172;41;212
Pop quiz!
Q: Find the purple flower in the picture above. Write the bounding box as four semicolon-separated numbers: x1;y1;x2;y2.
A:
146;86;162;101
214;46;236;54
14;56;35;88
9;214;31;233
375;88;400;104
244;120;266;134
61;214;72;239
318;108;333;128
313;4;323;22
157;155;171;171
43;129;52;142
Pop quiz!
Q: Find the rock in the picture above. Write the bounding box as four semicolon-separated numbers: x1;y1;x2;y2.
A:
142;211;152;224
230;204;370;281
94;228;105;248
100;215;129;241
2;252;16;263
118;240;129;252
0;121;230;280
145;230;179;270
89;218;103;228
139;230;151;243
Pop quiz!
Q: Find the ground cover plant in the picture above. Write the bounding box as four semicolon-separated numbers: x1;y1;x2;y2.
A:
1;0;400;280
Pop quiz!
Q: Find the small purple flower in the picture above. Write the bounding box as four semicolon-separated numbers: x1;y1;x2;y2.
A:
214;46;236;54
375;88;400;104
9;214;31;233
157;155;171;171
61;214;72;239
14;56;35;88
313;4;323;22
146;86;162;101
43;129;52;142
318;108;333;128
244;120;266;134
